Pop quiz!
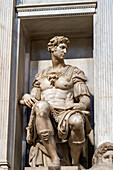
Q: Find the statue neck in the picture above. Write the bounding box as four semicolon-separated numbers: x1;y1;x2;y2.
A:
51;54;66;69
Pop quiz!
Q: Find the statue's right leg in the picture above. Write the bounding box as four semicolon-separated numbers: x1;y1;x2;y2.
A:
34;101;60;165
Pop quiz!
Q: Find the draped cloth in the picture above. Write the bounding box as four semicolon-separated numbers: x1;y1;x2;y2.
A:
29;107;91;167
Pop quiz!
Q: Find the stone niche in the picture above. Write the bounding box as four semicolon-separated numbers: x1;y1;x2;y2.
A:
15;1;97;170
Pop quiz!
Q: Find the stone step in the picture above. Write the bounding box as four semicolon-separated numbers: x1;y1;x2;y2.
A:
25;166;79;170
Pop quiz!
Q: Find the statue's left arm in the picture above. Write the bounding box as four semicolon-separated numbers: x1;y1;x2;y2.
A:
72;67;90;111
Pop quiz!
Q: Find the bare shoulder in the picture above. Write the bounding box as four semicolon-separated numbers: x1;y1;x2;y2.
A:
67;65;87;82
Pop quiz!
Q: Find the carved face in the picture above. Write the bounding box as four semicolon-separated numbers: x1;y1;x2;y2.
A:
102;151;113;165
53;43;67;60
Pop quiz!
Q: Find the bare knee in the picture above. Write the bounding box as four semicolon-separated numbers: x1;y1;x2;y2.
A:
69;113;84;131
35;101;50;118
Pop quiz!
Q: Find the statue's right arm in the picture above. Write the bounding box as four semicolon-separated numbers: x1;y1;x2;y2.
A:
20;72;41;108
20;87;41;108
30;87;41;101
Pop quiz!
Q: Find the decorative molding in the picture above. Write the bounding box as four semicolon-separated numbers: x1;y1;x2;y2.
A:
16;1;97;19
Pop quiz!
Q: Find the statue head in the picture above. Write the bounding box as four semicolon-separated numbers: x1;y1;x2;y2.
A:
47;36;70;53
92;142;113;166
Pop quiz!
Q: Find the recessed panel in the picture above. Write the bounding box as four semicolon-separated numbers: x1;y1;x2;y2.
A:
22;16;93;36
31;37;93;60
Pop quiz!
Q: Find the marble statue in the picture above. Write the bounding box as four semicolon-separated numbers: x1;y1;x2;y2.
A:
20;36;91;168
89;142;113;170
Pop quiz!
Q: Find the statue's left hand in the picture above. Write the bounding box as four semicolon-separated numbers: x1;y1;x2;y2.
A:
73;103;86;111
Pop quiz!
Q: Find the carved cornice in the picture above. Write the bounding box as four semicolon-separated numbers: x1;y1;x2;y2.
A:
16;1;97;19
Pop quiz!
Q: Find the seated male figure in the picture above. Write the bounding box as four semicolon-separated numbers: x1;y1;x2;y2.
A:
20;36;91;167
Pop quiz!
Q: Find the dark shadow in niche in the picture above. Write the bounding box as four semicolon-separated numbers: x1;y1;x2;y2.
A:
90;93;94;129
88;93;94;168
25;108;31;168
22;108;28;170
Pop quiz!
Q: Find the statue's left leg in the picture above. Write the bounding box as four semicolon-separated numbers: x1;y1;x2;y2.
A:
68;113;85;166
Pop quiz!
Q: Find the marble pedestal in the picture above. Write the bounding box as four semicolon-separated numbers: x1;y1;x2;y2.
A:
25;166;80;170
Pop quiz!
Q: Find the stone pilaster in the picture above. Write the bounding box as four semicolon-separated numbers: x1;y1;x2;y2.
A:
0;0;15;169
94;0;113;147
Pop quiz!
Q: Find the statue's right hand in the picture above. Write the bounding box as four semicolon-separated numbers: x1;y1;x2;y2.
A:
20;93;37;108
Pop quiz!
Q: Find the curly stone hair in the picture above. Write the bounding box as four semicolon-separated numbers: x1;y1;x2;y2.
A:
47;36;70;53
92;142;113;166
